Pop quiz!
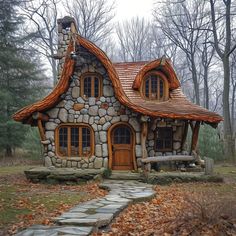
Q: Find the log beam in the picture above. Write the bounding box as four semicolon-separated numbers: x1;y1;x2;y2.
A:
37;119;46;141
191;121;200;153
141;155;194;163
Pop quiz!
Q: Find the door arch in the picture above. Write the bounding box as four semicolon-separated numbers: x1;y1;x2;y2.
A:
108;122;137;170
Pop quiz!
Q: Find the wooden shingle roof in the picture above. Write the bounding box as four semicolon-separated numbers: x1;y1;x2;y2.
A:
13;36;223;124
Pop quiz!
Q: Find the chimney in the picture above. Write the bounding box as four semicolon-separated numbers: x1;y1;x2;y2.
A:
55;16;77;79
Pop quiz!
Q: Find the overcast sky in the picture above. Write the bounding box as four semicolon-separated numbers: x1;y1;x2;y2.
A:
113;0;154;20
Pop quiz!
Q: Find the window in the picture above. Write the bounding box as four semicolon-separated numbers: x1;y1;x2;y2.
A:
81;73;102;99
57;125;93;157
155;127;173;151
142;72;168;101
113;126;131;144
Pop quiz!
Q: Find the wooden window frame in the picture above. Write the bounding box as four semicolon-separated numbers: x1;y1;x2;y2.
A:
141;71;169;101
154;127;173;152
80;73;103;99
55;123;94;158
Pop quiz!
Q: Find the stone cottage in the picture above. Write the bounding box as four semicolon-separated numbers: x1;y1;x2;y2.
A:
13;17;222;171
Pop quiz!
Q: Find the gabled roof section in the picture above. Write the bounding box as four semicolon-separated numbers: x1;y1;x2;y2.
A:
132;58;180;90
13;35;223;124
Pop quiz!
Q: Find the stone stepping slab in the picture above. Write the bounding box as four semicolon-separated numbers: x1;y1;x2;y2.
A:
15;225;93;236
15;180;155;236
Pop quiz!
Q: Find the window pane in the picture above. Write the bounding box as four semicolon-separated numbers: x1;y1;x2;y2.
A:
84;77;91;98
160;79;164;98
156;127;173;151
145;79;149;98
113;126;131;144
59;127;68;156
94;77;99;97
71;127;79;156
151;76;157;93
82;127;91;156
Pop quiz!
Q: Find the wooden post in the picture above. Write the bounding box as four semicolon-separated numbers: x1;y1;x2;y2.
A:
191;121;200;153
181;121;189;151
37;119;46;141
141;122;148;159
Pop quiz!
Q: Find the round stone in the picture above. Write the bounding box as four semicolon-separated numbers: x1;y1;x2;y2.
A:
98;109;106;117
58;108;68;122
88;106;98;116
71;86;80;98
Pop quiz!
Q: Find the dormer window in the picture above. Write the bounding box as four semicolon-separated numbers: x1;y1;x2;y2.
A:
81;73;102;99
142;72;168;101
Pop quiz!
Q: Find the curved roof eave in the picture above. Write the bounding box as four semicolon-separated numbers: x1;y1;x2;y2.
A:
12;35;223;124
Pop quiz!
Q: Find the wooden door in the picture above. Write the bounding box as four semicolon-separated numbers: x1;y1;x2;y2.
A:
111;125;133;170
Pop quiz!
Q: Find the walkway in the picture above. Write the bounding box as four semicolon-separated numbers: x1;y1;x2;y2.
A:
15;180;155;236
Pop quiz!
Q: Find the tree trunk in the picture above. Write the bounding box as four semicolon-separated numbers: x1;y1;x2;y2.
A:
223;57;235;162
5;145;13;157
191;56;200;105
203;66;209;109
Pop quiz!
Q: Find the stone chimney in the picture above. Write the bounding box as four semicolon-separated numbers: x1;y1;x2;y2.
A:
55;16;77;79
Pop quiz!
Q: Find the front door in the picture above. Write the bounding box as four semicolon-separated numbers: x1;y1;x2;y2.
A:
111;124;133;170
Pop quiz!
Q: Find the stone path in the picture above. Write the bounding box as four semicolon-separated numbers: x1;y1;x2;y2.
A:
15;180;155;236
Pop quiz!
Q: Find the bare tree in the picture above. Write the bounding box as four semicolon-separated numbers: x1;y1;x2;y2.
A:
209;0;236;161
116;17;151;62
63;0;115;46
153;0;207;105
22;0;58;86
230;52;236;132
198;29;215;109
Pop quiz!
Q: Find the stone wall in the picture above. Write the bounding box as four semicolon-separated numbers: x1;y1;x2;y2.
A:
146;118;186;158
43;44;142;169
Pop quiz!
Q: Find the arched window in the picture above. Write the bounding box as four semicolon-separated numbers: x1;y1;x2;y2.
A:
142;72;168;101
81;73;102;99
56;124;94;157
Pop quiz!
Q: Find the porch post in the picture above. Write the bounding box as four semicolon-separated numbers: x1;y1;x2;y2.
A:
190;121;200;153
181;120;189;151
141;122;148;159
37;119;46;141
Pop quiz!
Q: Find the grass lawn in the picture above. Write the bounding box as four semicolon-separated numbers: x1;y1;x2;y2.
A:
0;165;106;236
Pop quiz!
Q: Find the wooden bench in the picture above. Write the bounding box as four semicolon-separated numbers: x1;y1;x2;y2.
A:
141;155;195;164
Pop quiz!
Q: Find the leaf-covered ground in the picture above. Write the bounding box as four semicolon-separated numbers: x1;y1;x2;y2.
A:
0;167;106;236
1;165;236;236
94;165;236;236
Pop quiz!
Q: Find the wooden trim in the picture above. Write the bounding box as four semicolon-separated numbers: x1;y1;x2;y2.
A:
108;122;137;170
37;120;46;141
80;72;103;99
55;123;94;159
141;71;169;101
191;121;200;153
141;122;148;159
181;121;189;151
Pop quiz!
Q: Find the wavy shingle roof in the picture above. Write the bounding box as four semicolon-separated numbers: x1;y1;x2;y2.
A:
13;36;223;124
